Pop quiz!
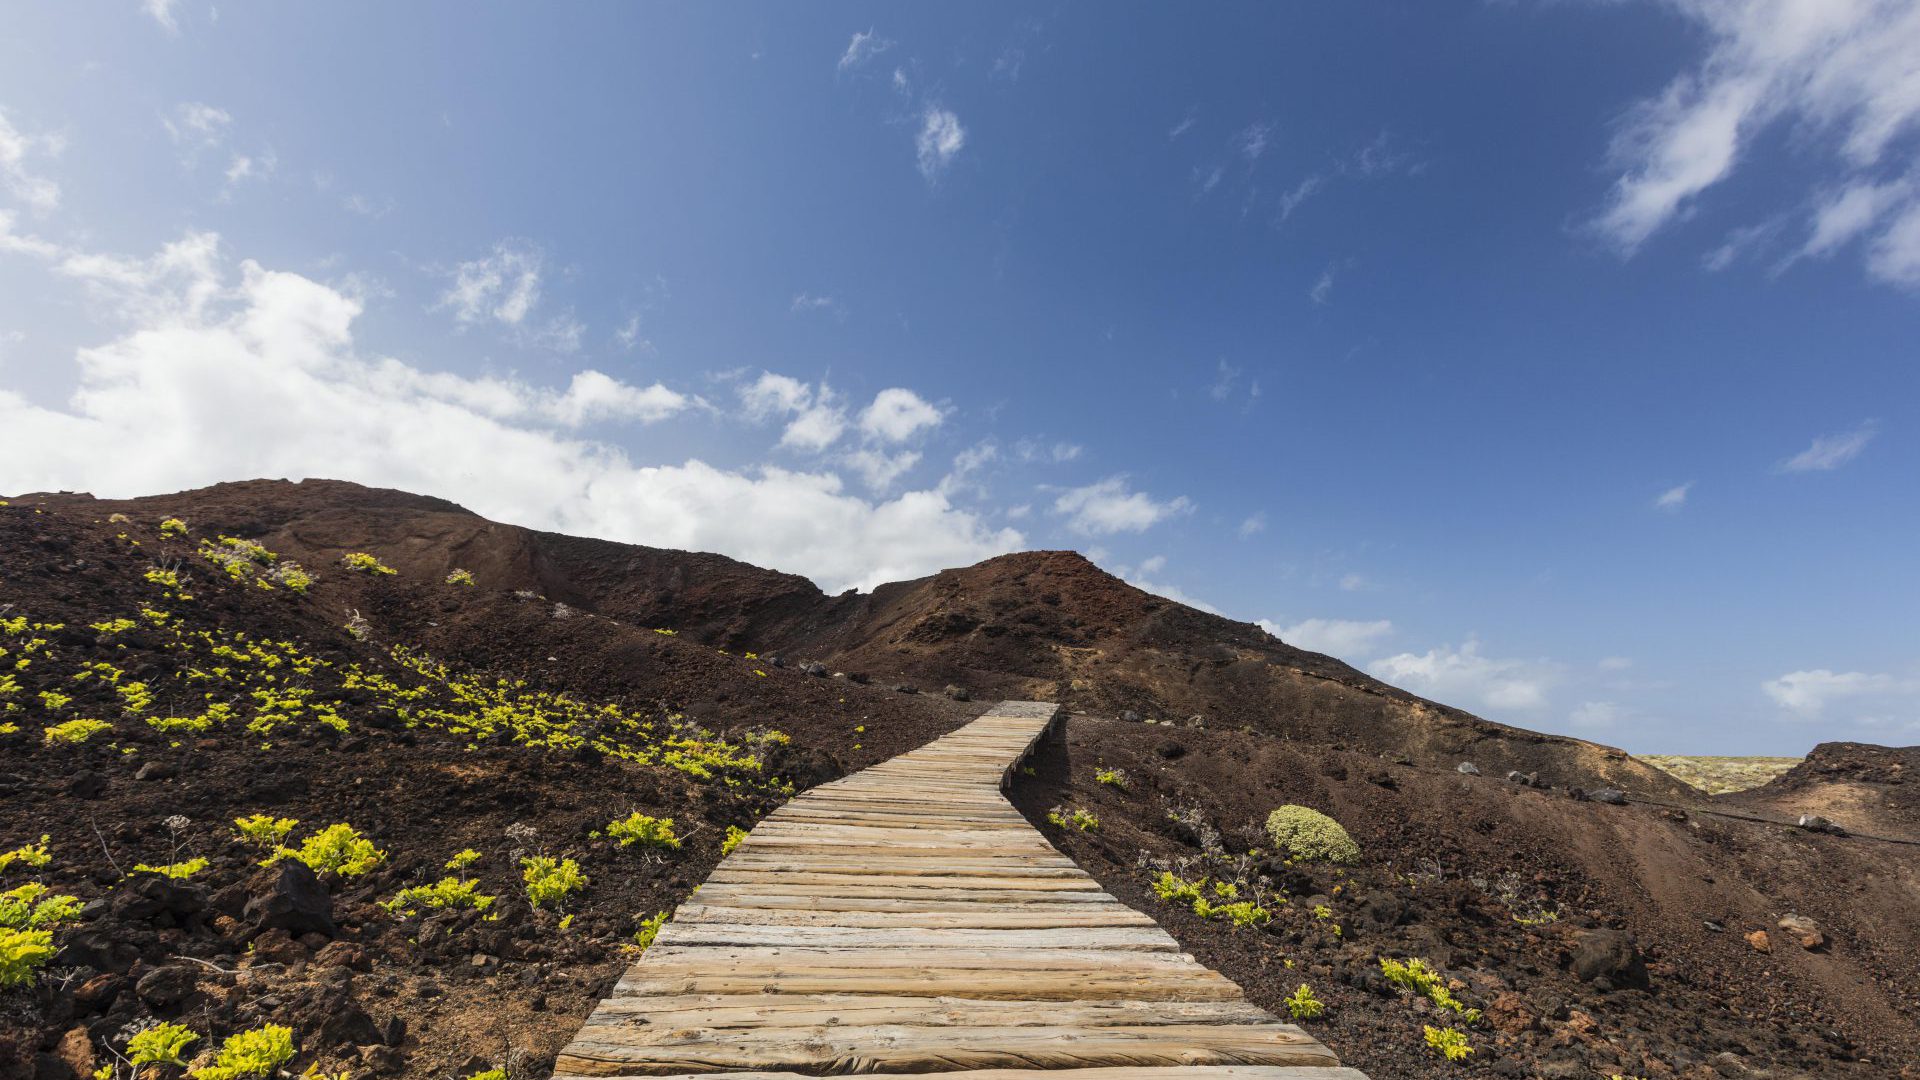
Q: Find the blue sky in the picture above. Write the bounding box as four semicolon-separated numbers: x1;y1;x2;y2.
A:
1;2;1916;754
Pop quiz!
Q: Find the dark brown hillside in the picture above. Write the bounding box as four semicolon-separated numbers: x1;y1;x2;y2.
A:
29;480;1690;797
7;477;1915;1080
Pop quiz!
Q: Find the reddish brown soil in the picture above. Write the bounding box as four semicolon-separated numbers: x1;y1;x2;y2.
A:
1011;717;1920;1079
2;478;1914;1080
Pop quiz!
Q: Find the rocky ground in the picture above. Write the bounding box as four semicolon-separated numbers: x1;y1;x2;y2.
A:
2;479;1914;1080
1011;716;1920;1080
0;495;976;1078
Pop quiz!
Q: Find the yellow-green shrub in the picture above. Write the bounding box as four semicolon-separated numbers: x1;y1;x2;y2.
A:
188;1024;295;1079
270;823;386;877
1264;805;1359;864
44;719;111;745
128;1022;199;1067
1423;1025;1473;1062
522;855;586;908
0;884;83;929
604;812;681;850
341;552;396;575
0;927;54;986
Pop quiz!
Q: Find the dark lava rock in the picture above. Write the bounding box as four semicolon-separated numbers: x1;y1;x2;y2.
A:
1456;762;1481;776
53;929;139;974
243;861;336;938
1154;740;1185;760
893;684;918;695
67;771;108;799
943;684;970;701
112;874;208;922
800;661;828;677
1590;788;1629;805
133;760;178;781
134;965;197;1007
1570;928;1648;988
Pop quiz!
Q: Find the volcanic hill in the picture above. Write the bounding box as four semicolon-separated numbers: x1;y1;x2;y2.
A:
0;478;1914;1080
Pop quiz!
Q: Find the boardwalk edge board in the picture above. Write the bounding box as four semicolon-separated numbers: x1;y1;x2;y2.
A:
550;701;1365;1080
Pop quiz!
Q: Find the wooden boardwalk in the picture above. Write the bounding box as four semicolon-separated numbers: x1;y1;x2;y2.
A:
552;701;1365;1080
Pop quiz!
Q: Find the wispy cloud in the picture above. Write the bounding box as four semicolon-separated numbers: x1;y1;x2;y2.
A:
1369;638;1560;714
1779;421;1878;473
1654;481;1692;510
837;28;893;73
1259;617;1394;660
915;107;966;180
1237;512;1267;539
1168;108;1197;140
1586;0;1920;288
1053;476;1193;536
1309;265;1337;306
143;0;179;33
790;292;842;317
0;108;64;214
1234;121;1275;162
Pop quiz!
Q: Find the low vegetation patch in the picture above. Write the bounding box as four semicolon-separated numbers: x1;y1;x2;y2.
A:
1264;805;1359;864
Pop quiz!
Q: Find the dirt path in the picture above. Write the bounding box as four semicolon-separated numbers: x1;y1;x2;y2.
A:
550;701;1365;1080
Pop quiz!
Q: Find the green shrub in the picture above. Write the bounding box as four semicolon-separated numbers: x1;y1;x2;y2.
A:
604;812;681;850
188;1024;295;1079
1423;1024;1473;1062
1191;897;1270;928
633;910;669;950
0;884;83;929
445;848;482;871
270;823;386;877
0;836;51;874
128;1022;200;1066
1150;870;1204;903
132;857;209;879
1046;806;1099;831
381;876;495;916
159;517;188;537
522;855;586;908
43;718;111;745
233;814;299;849
0;927;54;987
720;825;748;856
1264;805;1359;864
445;568;476;586
1380;957;1481;1021
341;552;396;575
1284;983;1325;1020
1094;767;1128;789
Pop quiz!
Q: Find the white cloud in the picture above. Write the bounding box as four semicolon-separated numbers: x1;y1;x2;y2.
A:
781;398;848;452
1568;700;1622;729
0;108;63;214
790;292;840;315
440;241;543;327
1208;359;1241;401
1053;476;1193;536
1338;572;1374;592
1368;639;1558;714
1168;109;1197;140
1761;668;1913;717
1590;0;1920;287
1309;266;1336;306
1237;512;1267;539
536;370;689;427
1654;481;1692;510
1277;174;1326;222
143;0;179;33
1105;556;1219;614
859;387;942;443
916;107;966;180
0;233;1018;593
1780;421;1878;472
1014;438;1081;464
614;314;649;352
1260;617;1394;660
838;28;893;73
1599;656;1634;672
1234;121;1274;162
843;447;921;492
222;149;276;193
736;373;852;453
164;102;231;149
0;210;59;258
